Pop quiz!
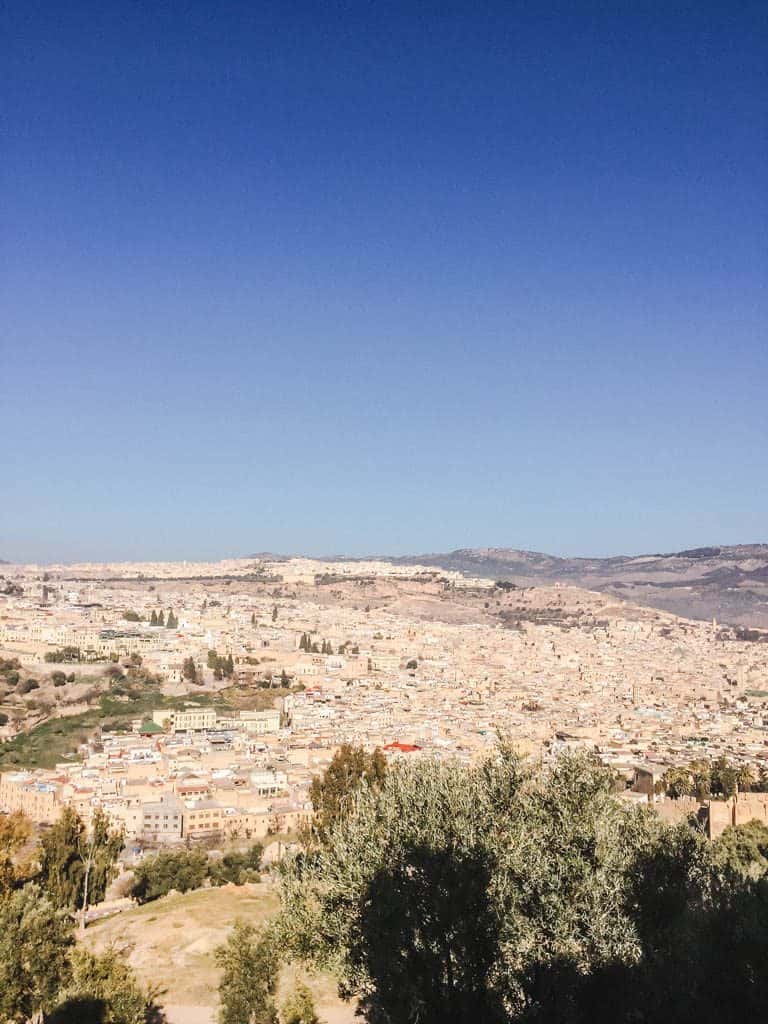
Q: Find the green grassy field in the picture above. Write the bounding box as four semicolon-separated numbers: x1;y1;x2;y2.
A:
0;690;229;769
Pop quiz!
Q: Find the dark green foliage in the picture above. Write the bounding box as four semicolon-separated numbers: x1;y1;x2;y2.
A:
150;610;158;626
132;844;262;902
215;920;278;1024
0;657;22;690
52;671;67;687
614;836;768;1024
0;892;162;1024
710;754;739;798
130;848;209;903
206;650;234;679
209;844;264;886
48;946;164;1024
308;742;387;840
661;756;760;800
280;982;319;1024
714;819;768;878
660;766;693;799
39;806;123;912
45;646;82;663
281;750;768;1024
182;657;197;682
359;845;505;1024
122;610;142;622
0;884;74;1022
166;610;178;630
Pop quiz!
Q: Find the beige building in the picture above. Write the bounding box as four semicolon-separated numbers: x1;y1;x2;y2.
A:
183;799;225;838
0;771;61;823
152;707;217;733
239;710;281;735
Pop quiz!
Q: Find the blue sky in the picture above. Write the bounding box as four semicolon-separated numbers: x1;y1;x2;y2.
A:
2;1;766;563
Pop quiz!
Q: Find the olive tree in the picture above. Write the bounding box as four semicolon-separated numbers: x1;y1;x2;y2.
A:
0;884;74;1023
276;746;730;1024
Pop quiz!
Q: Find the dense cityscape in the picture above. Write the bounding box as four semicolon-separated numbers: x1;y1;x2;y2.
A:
2;556;767;851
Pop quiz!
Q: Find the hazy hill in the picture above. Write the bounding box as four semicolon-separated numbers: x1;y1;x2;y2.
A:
390;544;768;628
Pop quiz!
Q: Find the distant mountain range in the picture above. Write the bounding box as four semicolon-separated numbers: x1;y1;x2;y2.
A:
389;544;768;628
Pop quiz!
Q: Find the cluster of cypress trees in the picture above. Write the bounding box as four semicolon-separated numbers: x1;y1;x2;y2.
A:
149;609;178;628
207;649;235;679
298;633;335;654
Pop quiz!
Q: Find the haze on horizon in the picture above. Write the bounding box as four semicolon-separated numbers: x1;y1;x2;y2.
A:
2;1;766;565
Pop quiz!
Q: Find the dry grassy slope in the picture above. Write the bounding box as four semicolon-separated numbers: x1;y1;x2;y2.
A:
310;574;665;629
83;884;355;1024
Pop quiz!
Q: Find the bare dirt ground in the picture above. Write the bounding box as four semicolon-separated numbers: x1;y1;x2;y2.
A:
83;884;356;1024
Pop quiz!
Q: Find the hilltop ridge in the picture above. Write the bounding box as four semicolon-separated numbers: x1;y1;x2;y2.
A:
387;543;768;627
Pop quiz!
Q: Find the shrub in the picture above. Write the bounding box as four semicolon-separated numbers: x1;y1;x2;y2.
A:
209;844;263;886
130;849;209;903
280;982;319;1024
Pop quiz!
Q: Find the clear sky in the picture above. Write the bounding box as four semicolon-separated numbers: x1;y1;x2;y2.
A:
2;1;766;563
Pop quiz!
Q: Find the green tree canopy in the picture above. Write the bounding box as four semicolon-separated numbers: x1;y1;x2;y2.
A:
215;920;278;1024
38;806;123;914
278;747;768;1024
209;844;263;887
131;848;209;904
308;742;387;841
280;981;319;1024
0;884;74;1023
0;810;34;896
714;818;768;879
49;945;163;1024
